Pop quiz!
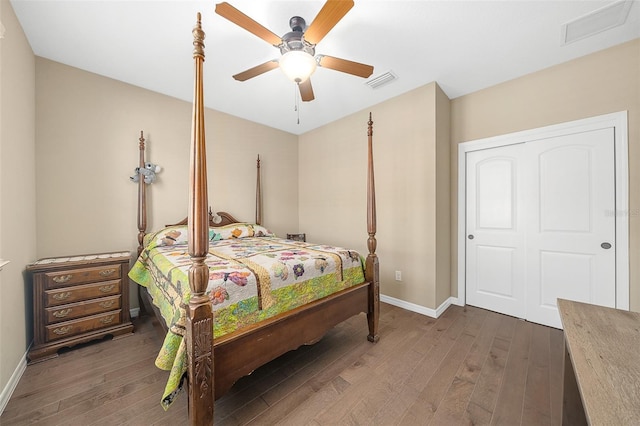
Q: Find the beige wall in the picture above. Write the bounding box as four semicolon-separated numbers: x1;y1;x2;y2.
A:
0;0;37;396
435;85;451;308
450;38;640;311
35;58;299;261
35;59;299;313
299;82;451;311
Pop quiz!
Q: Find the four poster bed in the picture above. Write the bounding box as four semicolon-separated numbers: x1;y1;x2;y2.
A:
128;14;380;425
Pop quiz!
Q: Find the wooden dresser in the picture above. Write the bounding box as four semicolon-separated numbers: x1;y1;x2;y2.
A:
27;251;134;363
558;298;640;425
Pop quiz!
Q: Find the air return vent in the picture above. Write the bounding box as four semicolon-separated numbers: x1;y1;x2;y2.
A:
365;71;398;89
561;0;633;45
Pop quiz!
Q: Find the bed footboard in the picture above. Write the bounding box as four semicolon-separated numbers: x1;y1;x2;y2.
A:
213;283;370;398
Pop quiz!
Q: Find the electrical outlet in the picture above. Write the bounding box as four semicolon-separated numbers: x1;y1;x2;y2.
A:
395;271;402;281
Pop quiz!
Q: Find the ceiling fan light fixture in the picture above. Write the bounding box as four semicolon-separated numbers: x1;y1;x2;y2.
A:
279;50;317;83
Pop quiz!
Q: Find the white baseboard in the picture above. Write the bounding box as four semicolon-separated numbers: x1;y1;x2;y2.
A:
0;349;28;416
130;307;140;319
380;294;461;318
450;296;464;307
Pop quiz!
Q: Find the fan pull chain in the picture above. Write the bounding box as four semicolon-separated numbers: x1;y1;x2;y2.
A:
294;83;300;125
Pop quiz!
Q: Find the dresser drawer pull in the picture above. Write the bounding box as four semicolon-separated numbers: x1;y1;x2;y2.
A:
99;285;115;293
52;274;72;284
52;308;72;318
53;326;73;335
52;292;72;301
100;315;115;325
99;269;117;277
98;300;115;309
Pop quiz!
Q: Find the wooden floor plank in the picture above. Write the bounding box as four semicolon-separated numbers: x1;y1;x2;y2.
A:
371;305;477;425
466;313;517;423
522;325;552;425
239;331;368;425
276;306;422;425
37;368;167;425
13;321;156;397
223;307;402;424
548;327;565;426
3;323;171;426
215;326;352;420
491;319;533;425
9;339;159;412
1;303;565;426
101;390;169;425
343;344;424;425
429;309;503;425
398;308;487;425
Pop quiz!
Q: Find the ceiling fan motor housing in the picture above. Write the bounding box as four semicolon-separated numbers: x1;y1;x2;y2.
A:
280;16;316;56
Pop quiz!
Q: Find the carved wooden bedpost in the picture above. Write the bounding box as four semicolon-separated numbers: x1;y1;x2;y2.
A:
137;131;147;256
256;155;262;225
366;112;380;343
186;13;214;426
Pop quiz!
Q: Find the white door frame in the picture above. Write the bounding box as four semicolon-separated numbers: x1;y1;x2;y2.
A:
457;111;629;310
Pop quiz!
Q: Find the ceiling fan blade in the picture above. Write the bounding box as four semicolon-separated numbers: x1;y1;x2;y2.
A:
317;55;373;78
215;2;282;46
299;79;315;102
304;0;354;45
233;60;279;81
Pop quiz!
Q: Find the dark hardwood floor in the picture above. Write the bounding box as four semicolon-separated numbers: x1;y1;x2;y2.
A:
1;303;564;425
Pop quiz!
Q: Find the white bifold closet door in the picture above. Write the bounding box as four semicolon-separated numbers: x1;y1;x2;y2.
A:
466;128;616;329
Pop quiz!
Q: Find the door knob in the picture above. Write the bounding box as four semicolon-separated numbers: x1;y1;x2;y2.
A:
468;235;474;240
601;242;612;249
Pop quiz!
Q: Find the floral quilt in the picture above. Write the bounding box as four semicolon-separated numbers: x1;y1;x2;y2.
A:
128;223;365;409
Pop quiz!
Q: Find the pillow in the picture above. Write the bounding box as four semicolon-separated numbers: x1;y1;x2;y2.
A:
147;225;189;248
146;223;276;249
212;223;275;240
252;224;276;238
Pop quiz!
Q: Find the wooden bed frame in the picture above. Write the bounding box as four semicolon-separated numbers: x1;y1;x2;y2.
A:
134;14;379;425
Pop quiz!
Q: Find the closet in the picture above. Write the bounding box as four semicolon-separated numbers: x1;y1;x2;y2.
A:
458;112;628;329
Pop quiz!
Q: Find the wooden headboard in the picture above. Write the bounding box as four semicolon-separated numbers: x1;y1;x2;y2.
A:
167;209;241;228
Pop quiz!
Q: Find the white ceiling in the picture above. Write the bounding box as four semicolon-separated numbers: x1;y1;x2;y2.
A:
9;0;640;135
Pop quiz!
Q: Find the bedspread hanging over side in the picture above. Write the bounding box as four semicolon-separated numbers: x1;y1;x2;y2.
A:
128;223;366;409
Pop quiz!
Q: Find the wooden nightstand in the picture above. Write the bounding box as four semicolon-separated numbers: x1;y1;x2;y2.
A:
27;251;134;363
286;233;306;242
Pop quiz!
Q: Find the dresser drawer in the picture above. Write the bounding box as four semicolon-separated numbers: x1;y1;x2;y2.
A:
45;295;121;324
45;264;122;289
45;280;121;307
45;310;122;342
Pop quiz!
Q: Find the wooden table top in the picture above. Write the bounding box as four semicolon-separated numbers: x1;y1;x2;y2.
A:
558;298;640;425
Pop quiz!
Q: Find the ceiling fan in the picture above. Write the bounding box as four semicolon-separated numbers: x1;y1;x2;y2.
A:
215;0;374;102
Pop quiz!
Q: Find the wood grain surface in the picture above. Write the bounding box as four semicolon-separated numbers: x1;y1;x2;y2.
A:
558;298;640;425
2;303;566;425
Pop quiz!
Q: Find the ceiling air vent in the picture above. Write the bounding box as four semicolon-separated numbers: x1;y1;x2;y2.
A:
366;71;398;89
561;0;633;45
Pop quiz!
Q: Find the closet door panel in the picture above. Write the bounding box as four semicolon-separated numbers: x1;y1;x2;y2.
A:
526;128;616;328
466;144;526;319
